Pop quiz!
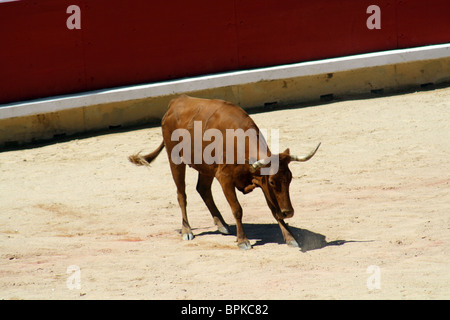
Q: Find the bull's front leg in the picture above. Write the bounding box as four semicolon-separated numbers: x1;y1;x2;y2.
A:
218;179;252;250
267;205;299;248
277;219;300;248
233;204;252;250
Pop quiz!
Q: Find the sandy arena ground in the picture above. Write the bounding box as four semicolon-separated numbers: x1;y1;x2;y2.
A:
1;87;449;300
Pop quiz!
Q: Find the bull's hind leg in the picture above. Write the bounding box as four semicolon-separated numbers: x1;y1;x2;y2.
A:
168;162;194;240
196;173;231;235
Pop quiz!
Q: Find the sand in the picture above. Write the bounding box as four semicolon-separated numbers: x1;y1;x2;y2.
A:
1;87;449;300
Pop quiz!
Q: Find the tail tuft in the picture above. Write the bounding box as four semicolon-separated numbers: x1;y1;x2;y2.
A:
128;141;165;167
128;152;151;166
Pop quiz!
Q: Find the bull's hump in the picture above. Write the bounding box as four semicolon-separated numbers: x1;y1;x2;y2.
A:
207;104;255;130
169;96;256;131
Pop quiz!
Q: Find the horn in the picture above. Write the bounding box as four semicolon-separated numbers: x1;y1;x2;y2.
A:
249;157;271;172
290;142;321;162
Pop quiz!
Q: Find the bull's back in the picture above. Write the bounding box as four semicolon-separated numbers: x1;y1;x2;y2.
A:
162;95;256;134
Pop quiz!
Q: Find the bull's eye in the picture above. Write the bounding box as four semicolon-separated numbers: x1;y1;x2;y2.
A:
269;179;276;187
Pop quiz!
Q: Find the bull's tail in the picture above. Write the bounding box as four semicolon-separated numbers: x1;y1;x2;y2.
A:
128;141;165;166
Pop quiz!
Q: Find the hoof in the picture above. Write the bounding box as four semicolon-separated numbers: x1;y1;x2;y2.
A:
218;225;231;235
182;233;194;241
238;241;252;250
287;239;300;248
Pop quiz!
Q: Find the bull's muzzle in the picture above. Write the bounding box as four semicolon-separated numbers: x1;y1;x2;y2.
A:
280;209;294;219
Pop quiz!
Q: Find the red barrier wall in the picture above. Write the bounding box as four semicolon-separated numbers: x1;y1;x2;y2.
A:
1;0;449;104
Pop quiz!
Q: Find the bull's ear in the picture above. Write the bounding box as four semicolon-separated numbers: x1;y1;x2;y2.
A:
283;148;290;155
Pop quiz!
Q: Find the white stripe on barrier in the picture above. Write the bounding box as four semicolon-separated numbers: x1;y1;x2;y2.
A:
1;43;449;120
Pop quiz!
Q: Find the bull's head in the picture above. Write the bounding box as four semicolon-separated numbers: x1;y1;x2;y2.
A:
249;143;321;220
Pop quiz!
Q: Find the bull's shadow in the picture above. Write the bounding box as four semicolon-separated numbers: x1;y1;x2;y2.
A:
197;223;350;252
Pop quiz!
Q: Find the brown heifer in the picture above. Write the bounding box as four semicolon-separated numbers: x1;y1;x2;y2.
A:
129;95;320;250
